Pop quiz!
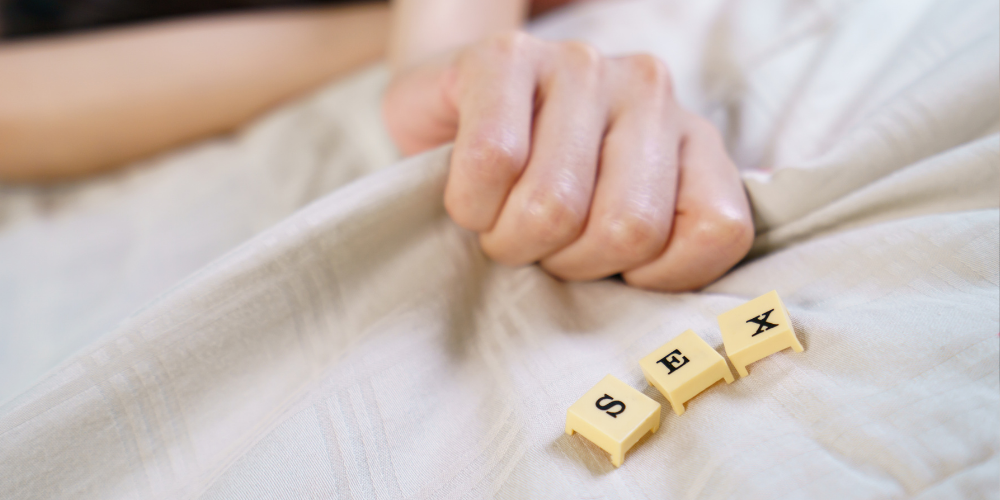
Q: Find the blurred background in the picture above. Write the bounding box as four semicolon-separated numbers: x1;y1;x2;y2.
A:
2;0;371;38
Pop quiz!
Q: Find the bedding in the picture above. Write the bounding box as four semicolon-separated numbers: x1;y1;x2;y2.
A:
1;0;998;498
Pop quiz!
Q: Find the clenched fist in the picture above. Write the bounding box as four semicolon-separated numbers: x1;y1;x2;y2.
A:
383;32;753;291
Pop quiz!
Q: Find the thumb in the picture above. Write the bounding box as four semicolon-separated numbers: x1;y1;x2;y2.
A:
382;53;461;156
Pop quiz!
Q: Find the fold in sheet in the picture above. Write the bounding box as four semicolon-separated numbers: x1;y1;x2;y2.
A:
2;145;996;498
1;0;998;498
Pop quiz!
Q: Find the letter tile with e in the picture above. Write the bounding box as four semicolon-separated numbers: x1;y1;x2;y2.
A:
639;330;734;416
565;374;660;467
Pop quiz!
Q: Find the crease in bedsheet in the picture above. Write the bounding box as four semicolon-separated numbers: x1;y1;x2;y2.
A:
2;1;999;499
745;26;1000;248
1;157;997;499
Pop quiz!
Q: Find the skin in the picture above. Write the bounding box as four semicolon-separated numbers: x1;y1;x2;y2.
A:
384;2;755;291
0;0;754;291
0;4;390;181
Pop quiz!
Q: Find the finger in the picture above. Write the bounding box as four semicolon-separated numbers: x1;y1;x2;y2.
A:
479;41;609;265
382;54;463;156
622;115;754;291
540;54;681;280
444;33;539;232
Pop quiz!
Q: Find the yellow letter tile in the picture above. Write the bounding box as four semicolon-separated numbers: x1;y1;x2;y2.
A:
639;330;734;416
565;374;660;467
717;290;803;377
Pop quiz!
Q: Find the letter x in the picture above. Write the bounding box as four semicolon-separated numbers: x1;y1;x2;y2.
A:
747;309;778;336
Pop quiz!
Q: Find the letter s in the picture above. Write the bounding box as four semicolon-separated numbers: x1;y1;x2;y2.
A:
595;394;626;418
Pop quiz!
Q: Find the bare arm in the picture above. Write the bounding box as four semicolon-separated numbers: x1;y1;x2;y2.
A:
0;4;389;182
388;0;527;72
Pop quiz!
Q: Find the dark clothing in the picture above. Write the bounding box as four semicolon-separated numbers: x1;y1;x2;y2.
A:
1;0;377;39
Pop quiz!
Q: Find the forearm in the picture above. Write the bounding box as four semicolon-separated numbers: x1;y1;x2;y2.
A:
0;4;389;182
388;0;528;72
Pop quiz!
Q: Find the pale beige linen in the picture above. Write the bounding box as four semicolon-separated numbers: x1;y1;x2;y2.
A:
1;0;998;498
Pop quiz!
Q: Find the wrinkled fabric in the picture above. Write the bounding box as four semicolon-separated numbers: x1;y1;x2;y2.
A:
1;0;998;498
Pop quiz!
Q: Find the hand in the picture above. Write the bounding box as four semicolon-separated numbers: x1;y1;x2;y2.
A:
382;32;753;291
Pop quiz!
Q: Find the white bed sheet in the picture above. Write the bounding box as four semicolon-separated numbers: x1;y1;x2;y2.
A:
1;0;998;498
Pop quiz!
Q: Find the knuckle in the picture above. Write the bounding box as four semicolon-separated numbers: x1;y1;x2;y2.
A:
479;31;533;63
623;53;674;96
556;41;604;75
596;212;668;262
455;130;527;185
690;207;754;255
446;131;527;231
517;189;586;246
